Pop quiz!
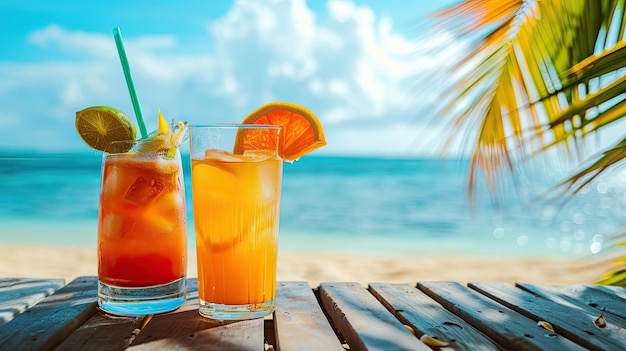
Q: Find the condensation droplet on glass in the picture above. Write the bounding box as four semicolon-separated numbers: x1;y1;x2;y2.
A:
492;227;505;239
559;221;572;233
596;182;608;194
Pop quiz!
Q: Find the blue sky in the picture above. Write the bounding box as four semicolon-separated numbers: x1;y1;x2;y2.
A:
1;0;464;156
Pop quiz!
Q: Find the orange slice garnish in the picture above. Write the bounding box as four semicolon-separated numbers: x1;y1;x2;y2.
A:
234;102;326;161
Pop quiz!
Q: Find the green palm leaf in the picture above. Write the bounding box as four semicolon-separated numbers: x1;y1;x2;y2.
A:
433;0;626;285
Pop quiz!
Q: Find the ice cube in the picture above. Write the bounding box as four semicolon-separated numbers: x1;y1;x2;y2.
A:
149;191;186;223
137;212;174;235
192;163;241;199
257;161;281;199
124;176;164;204
204;149;247;162
242;150;277;162
101;212;133;239
102;164;124;196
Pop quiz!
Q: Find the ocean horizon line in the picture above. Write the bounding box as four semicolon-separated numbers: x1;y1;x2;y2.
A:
0;148;469;162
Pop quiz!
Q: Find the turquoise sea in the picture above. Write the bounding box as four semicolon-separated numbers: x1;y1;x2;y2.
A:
1;150;625;258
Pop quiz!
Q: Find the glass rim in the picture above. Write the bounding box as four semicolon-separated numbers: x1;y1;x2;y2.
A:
101;138;183;156
190;123;282;130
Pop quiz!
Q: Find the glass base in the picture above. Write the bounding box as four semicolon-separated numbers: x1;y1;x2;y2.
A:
98;278;186;316
198;299;274;320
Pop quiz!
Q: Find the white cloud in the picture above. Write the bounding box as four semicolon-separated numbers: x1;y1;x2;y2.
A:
28;24;177;56
28;25;114;57
1;0;467;155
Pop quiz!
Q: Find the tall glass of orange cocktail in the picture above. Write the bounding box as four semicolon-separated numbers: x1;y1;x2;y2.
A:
190;124;282;320
73;28;189;316
97;136;187;316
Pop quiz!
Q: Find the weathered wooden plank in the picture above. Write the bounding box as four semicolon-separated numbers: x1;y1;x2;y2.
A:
54;279;198;350
0;278;64;304
368;283;501;351
470;282;626;351
0;278;31;288
516;283;626;319
127;318;265;351
129;279;210;345
52;313;149;351
0;276;98;351
0;278;65;326
130;309;230;346
319;282;430;351
128;278;263;350
273;281;344;351
592;284;626;299
419;281;587;351
0;278;18;286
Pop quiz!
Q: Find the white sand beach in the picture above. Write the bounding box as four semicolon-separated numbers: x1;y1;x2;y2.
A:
0;244;606;286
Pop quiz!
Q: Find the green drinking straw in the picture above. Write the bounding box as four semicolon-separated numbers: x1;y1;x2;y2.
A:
112;27;148;138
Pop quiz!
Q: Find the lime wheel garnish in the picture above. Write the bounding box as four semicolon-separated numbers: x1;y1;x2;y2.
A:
75;106;136;153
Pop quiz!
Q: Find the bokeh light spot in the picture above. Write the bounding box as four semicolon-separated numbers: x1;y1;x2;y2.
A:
516;234;528;246
492;227;505;239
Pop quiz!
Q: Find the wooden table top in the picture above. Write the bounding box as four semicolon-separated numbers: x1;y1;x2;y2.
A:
0;277;624;350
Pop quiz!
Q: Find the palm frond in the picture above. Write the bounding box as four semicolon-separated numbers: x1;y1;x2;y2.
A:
553;137;626;198
566;42;626;82
433;0;625;197
432;0;626;285
595;269;626;285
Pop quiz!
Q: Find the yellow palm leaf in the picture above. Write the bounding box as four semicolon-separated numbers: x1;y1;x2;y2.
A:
432;0;626;285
